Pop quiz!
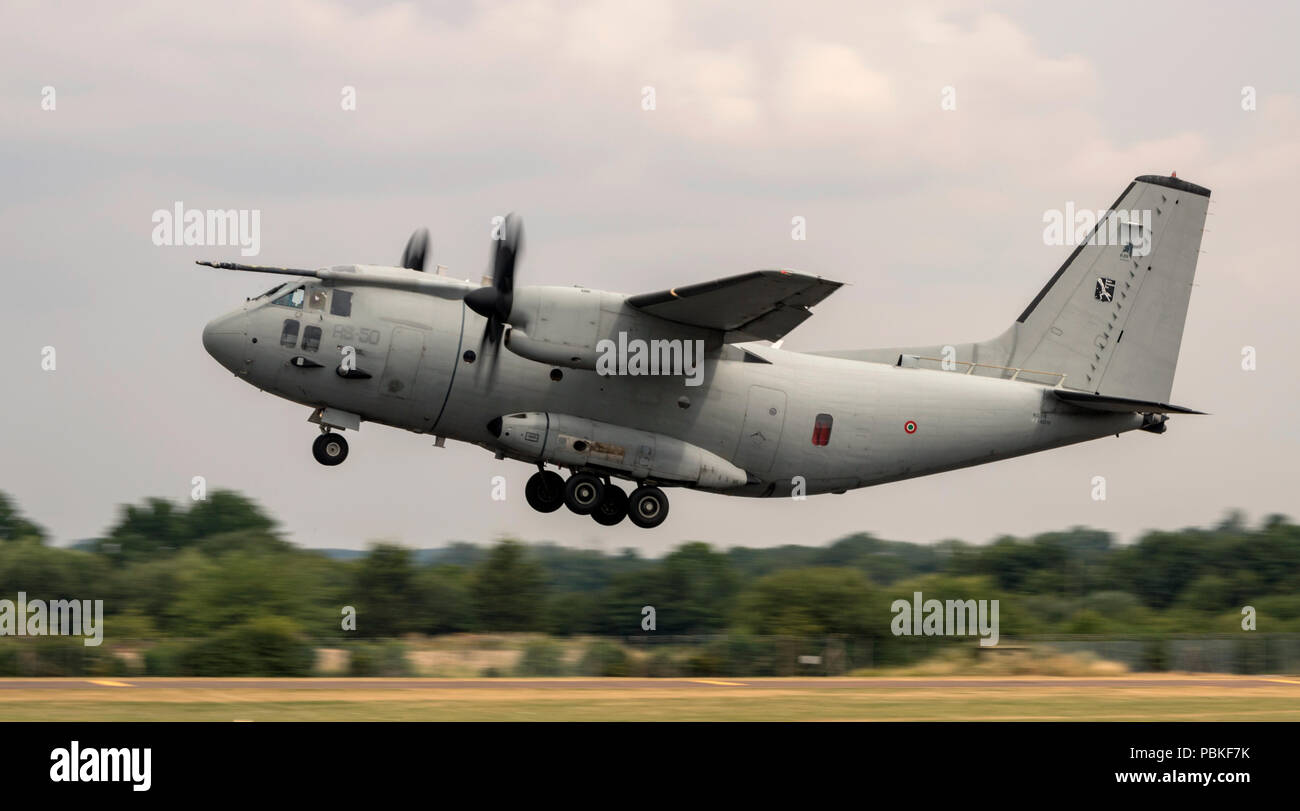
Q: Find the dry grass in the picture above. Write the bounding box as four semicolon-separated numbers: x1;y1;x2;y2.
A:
857;646;1130;678
0;677;1297;721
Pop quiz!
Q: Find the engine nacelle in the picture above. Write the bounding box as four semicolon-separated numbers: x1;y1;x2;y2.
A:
504;328;599;370
504;286;603;371
494;412;748;490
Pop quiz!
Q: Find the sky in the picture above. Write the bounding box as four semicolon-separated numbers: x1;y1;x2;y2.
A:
2;0;1297;555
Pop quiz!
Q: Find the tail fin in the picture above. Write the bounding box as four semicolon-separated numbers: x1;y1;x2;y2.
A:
1007;174;1210;401
812;174;1210;402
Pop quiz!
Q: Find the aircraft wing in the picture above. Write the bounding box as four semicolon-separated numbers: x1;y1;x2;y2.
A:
197;261;475;299
626;270;844;342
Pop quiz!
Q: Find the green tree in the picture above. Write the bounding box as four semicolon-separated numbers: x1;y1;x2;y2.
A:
411;565;473;634
171;546;341;638
352;544;421;636
625;542;738;634
0;540;109;597
471;540;545;631
739;567;877;636
0;492;47;543
98;498;190;561
1177;574;1234;612
185;491;275;539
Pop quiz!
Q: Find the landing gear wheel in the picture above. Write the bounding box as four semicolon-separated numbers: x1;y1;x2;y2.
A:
627;485;669;529
564;472;605;515
312;432;349;466
525;470;566;513
591;484;628;526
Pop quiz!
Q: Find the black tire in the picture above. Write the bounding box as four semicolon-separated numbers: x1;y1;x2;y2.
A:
524;470;566;513
591;484;628;526
563;472;604;515
627;485;669;529
312;432;349;466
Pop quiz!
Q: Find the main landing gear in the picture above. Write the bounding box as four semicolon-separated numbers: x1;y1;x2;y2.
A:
312;431;349;466
626;485;668;529
524;468;669;529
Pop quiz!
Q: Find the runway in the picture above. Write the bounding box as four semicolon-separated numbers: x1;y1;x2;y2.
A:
2;675;1296;720
3;675;1298;690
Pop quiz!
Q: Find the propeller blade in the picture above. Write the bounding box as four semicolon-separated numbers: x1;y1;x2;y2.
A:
401;227;430;271
464;213;523;322
493;214;523;297
465;212;523;388
473;319;504;389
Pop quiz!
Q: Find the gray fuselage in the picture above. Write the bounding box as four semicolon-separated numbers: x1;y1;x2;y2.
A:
203;279;1141;497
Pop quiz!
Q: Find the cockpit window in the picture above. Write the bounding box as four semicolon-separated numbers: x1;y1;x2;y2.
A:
280;319;300;348
330;290;353;317
257;283;289;300
302;325;322;352
307;289;328;311
271;286;305;309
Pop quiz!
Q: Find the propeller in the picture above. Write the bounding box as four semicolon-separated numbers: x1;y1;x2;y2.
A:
400;227;430;271
464;213;522;345
463;214;523;384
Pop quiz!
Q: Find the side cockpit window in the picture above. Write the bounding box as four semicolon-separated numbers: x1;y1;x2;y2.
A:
271;286;305;309
330;290;353;317
307;288;328;311
280;319;300;348
302;325;322;352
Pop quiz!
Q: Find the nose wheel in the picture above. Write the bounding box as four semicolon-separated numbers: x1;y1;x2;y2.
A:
312;432;349;466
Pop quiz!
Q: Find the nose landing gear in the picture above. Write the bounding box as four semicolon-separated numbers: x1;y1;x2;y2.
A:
312;431;349;466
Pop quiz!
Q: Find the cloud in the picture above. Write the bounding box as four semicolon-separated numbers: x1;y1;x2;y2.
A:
2;0;1297;551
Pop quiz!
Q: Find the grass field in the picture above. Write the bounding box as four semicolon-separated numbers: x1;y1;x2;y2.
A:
2;677;1298;721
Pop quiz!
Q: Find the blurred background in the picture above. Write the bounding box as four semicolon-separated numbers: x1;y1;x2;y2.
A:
2;489;1296;678
2;0;1298;554
2;2;1297;688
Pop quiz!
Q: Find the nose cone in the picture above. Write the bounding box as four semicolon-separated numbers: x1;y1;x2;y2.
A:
202;311;248;373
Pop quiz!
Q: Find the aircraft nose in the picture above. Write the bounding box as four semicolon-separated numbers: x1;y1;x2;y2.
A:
202;312;248;372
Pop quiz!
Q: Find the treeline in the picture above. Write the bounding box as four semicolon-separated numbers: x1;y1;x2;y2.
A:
2;491;1299;660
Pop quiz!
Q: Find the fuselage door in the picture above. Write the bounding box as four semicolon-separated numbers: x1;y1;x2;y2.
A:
734;385;787;475
380;326;426;399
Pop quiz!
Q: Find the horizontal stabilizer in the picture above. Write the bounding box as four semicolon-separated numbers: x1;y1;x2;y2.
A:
1051;389;1205;414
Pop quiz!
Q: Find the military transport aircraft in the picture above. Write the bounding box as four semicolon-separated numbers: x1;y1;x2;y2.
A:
200;174;1209;528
